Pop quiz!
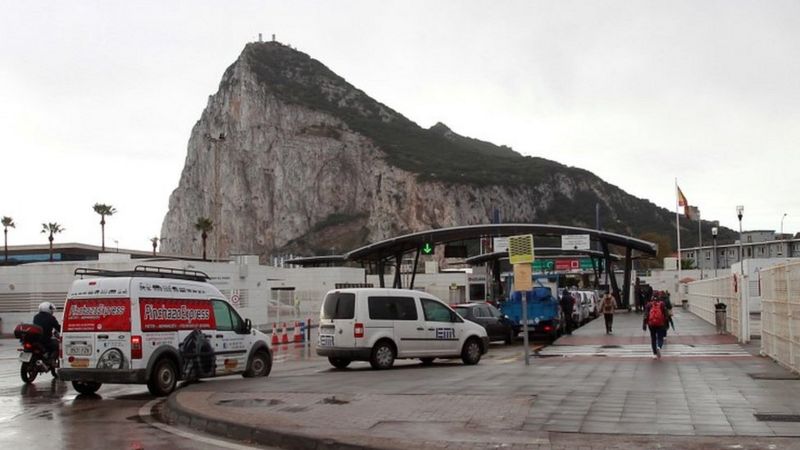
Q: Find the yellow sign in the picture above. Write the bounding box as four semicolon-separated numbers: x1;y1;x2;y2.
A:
513;264;533;291
508;234;535;265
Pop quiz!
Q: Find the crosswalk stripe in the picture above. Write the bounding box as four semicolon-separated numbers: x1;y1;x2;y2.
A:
536;343;751;358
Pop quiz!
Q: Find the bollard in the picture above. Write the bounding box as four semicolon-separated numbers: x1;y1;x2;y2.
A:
714;303;727;334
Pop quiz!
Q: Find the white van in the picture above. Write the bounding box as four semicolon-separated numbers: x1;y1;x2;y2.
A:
316;288;489;369
58;266;272;396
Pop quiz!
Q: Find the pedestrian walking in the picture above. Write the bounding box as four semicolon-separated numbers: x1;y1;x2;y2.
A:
560;290;576;335
600;291;616;334
643;295;669;359
658;291;676;339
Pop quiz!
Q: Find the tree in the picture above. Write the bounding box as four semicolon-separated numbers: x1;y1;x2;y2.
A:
93;203;117;252
41;222;65;262
194;217;214;261
2;216;14;263
150;237;159;256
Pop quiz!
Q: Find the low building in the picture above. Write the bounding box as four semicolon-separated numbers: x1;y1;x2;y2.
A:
682;230;800;273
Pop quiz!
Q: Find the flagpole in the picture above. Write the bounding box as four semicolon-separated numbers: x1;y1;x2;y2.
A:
676;178;682;284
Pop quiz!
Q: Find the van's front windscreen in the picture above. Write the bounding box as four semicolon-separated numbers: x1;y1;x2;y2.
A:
321;293;355;319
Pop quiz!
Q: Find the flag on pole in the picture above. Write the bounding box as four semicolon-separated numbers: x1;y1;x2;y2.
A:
677;185;688;207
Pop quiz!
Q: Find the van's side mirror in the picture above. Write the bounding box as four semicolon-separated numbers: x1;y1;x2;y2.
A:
244;318;252;334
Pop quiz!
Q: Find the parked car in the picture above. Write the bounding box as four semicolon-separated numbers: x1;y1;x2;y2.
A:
316;288;489;369
569;290;592;324
453;303;517;345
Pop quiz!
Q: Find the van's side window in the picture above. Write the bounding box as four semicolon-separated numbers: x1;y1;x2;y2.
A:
368;296;418;320
421;299;453;322
212;300;234;331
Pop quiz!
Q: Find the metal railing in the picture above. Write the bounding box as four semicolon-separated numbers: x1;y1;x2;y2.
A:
759;261;800;373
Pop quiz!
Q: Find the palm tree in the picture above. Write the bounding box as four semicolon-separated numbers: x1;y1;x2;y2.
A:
2;216;15;263
41;222;64;262
150;237;159;256
93;203;117;252
194;217;214;261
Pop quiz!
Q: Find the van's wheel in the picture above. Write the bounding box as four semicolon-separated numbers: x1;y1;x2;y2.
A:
461;338;482;365
72;380;102;395
20;362;37;384
147;358;178;397
328;357;351;369
244;350;272;377
369;341;395;370
419;358;435;366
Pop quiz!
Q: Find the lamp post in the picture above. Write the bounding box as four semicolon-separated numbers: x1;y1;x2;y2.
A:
737;205;744;276
779;213;788;256
712;226;718;277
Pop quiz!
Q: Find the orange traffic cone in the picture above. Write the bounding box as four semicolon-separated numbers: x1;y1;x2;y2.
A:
281;322;289;344
271;323;279;345
293;321;302;343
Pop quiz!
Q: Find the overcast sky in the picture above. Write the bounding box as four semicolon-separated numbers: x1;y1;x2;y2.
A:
1;1;798;252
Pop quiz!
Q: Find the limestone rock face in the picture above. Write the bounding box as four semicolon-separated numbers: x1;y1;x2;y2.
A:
160;42;693;260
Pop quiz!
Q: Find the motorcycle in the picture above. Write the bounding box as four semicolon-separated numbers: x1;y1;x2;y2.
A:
14;323;60;383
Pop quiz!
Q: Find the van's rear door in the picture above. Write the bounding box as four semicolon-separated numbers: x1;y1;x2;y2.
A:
62;297;131;370
318;292;356;349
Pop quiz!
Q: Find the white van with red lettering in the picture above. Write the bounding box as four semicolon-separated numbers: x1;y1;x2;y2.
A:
58;266;272;396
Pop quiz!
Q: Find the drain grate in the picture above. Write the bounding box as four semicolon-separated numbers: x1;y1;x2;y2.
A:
749;373;800;380
754;414;800;422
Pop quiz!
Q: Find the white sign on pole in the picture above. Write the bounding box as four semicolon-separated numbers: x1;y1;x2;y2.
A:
561;234;591;250
493;237;509;253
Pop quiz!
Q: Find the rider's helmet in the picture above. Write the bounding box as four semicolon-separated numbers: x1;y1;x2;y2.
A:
38;302;56;315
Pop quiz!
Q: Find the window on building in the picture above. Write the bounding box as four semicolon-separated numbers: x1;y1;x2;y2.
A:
705;251;711;260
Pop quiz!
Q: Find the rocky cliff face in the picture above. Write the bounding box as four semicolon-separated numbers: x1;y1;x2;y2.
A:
160;42;714;260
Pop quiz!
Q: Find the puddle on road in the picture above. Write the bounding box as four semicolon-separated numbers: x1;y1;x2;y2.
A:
216;398;284;407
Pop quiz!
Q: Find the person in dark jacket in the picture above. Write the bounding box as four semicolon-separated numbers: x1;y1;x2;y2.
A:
643;297;668;359
33;302;61;357
560;291;576;335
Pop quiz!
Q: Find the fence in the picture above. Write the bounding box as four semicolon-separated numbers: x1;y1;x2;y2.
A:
759;261;800;374
685;275;741;340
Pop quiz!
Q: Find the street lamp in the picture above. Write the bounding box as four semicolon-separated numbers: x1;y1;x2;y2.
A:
712;226;718;277
737;205;744;276
781;213;788;237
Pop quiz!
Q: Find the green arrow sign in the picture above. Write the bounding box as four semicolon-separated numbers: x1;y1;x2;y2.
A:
422;243;434;254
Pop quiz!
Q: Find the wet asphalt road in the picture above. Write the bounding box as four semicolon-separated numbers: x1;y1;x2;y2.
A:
0;336;315;450
0;329;534;450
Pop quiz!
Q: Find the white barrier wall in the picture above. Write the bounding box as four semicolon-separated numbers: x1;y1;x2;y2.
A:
759;261;800;374
685;275;741;340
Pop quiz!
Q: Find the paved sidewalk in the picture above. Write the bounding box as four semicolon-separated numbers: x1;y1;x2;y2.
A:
164;309;800;449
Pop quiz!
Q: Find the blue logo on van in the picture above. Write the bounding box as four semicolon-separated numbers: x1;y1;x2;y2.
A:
436;328;455;339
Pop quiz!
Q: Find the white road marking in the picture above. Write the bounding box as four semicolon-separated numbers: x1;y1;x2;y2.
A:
139;399;265;450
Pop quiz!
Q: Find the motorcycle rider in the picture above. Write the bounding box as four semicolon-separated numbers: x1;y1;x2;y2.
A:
33;302;61;359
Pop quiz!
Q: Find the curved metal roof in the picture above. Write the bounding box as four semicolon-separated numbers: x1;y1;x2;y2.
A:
464;247;622;266
346;224;657;262
283;255;348;267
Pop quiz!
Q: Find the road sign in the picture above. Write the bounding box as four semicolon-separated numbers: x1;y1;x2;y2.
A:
493;237;509;253
230;290;241;308
561;234;591;250
508;234;535;265
513;264;533;291
421;242;434;255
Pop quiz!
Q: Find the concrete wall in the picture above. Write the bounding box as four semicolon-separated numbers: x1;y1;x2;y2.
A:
0;255;364;333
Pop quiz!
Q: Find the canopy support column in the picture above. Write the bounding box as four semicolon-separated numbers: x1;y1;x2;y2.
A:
392;253;402;288
410;247;420;289
378;259;386;288
622;246;633;310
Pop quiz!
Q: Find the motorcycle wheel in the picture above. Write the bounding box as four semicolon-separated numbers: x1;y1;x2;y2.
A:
20;362;38;384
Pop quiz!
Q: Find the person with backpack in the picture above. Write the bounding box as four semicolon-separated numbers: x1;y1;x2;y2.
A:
560;290;576;335
600;290;616;334
643;295;668;359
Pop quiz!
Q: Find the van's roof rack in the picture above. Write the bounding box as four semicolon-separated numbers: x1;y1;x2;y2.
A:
74;265;210;282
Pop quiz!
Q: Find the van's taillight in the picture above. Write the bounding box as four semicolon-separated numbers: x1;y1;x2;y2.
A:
354;323;364;338
23;342;32;350
131;335;142;359
543;325;553;332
